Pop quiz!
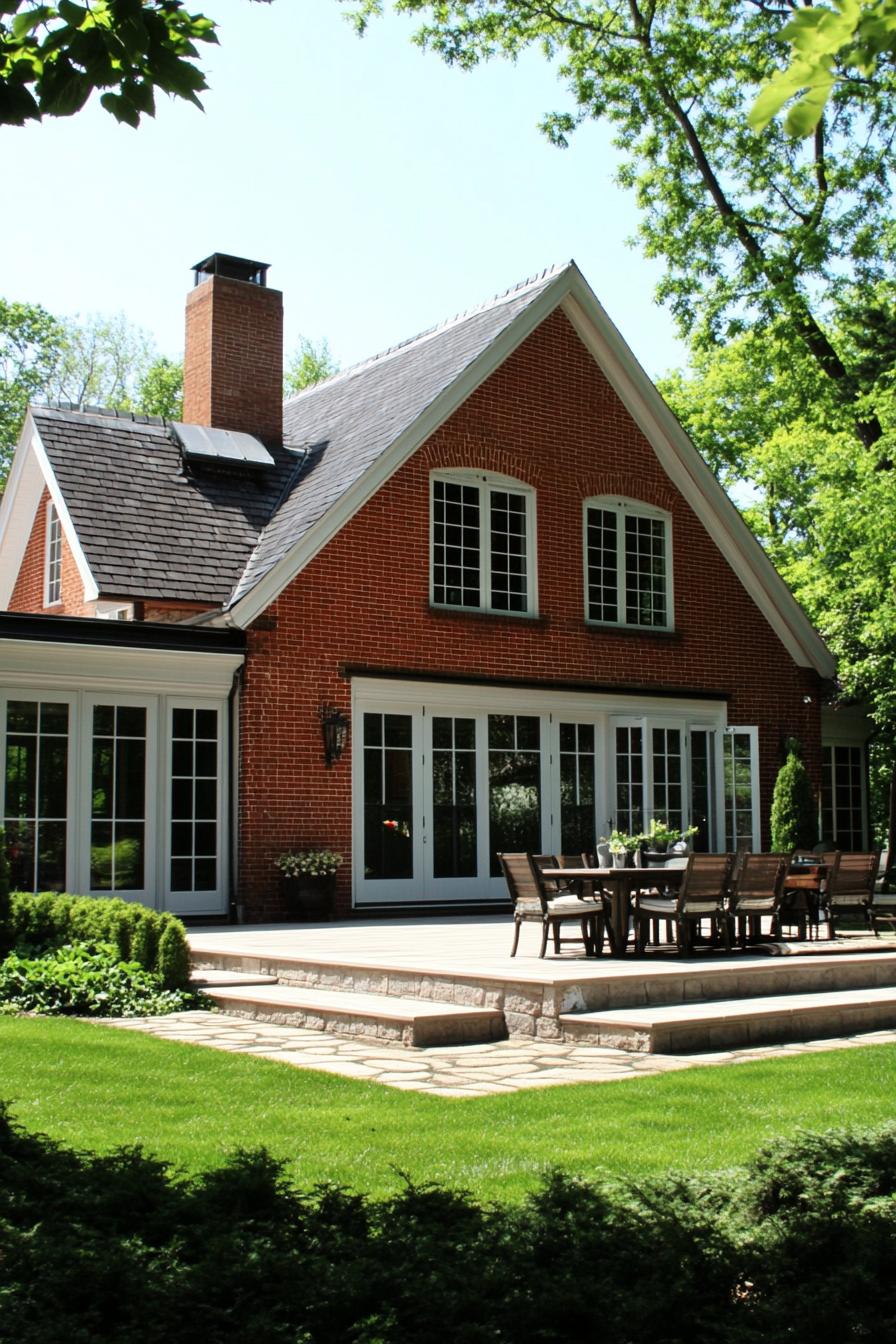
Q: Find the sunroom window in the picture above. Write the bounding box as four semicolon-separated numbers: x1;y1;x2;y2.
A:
431;473;535;615
584;498;671;629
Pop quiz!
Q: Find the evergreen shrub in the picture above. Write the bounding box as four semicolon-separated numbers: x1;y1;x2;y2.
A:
0;829;11;959
1;1110;895;1343
7;891;191;989
770;738;818;851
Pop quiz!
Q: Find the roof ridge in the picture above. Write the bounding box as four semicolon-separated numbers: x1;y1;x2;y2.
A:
282;261;571;406
33;400;168;428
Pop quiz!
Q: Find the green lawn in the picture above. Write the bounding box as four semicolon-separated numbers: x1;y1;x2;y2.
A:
3;1015;895;1200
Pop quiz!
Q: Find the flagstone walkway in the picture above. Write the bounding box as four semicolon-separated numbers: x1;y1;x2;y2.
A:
106;1010;896;1097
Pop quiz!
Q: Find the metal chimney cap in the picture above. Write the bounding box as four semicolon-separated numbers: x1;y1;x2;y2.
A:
191;254;270;287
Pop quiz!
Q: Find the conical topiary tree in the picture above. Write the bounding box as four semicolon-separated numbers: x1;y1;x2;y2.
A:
770;739;818;852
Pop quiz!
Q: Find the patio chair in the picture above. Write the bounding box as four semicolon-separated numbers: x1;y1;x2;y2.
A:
499;853;604;958
730;853;788;947
821;850;881;938
868;862;896;937
633;853;734;955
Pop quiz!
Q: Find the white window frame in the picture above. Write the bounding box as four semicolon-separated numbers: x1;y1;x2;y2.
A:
44;500;62;607
582;496;673;631
430;469;538;617
723;725;760;850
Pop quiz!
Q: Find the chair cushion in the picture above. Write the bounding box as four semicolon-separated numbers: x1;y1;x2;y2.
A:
546;896;593;915
637;898;677;917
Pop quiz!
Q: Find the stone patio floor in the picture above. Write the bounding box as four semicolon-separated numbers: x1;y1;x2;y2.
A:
106;1013;896;1098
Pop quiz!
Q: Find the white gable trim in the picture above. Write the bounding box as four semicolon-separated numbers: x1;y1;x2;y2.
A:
0;412;99;608
559;288;836;677
226;265;834;677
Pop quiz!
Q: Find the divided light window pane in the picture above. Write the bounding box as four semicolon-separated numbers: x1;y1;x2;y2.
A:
586;503;668;628
433;477;530;614
46;505;62;605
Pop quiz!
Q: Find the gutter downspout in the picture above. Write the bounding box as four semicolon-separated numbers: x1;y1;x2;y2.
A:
228;663;245;922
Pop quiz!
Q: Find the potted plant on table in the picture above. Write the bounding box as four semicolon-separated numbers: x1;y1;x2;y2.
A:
275;849;343;920
603;830;641;868
641;819;698;866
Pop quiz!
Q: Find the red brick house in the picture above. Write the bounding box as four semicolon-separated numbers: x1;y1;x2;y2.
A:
0;255;870;920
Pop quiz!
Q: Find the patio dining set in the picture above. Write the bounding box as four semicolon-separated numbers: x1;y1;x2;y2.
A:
498;848;895;959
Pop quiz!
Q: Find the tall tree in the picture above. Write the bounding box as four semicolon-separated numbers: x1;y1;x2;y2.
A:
136;355;183;420
45;311;156;410
350;1;896;451
0;299;66;478
284;336;339;395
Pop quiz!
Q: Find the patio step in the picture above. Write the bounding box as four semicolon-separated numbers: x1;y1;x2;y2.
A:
203;983;507;1048
559;985;896;1053
190;968;278;989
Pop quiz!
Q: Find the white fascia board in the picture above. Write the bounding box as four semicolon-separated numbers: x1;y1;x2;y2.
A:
29;427;99;604
0;637;243;698
560;282;836;678
227;268;576;629
0;413;99;608
0;413;45;606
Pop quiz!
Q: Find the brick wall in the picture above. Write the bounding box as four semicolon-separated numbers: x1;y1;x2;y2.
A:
8;488;92;615
183;275;283;442
237;310;825;919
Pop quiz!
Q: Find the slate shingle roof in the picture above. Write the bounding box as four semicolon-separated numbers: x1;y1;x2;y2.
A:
31;265;568;609
33;407;301;604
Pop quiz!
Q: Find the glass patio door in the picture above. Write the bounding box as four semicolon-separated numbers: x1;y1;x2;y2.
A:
556;720;599;857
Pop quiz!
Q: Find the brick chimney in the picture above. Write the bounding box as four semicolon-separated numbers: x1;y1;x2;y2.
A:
183;254;283;442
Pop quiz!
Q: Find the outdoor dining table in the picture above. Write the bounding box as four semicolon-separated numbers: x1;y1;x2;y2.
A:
541;866;686;957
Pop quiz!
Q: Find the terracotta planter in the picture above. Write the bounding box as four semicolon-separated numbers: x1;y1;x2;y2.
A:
281;873;336;921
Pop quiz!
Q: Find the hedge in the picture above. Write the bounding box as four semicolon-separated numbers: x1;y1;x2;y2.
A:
1;1107;895;1343
5;891;191;989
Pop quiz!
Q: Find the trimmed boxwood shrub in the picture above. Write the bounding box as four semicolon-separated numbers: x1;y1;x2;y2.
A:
0;829;11;959
7;891;191;989
1;1108;895;1343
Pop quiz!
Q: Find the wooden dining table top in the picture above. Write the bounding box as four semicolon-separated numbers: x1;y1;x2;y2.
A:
541;866;685;884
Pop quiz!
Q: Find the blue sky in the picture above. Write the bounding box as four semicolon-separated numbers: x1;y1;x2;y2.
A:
1;0;685;379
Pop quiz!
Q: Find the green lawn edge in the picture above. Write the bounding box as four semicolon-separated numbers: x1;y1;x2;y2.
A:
3;1014;895;1200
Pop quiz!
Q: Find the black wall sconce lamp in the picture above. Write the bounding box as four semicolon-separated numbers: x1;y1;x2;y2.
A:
320;705;349;766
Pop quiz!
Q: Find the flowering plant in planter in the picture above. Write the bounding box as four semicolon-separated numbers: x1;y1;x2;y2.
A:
275;850;343;879
643;819;698;850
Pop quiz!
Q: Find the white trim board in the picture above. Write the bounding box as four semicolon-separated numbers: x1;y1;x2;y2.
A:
0;413;99;608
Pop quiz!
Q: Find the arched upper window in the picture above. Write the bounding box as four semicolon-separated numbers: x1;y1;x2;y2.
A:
583;497;673;630
431;470;537;616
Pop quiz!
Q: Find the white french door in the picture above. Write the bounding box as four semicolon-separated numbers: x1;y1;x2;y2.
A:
351;681;731;907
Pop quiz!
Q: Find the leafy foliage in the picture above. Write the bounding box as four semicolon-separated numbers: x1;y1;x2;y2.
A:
0;830;10;960
1;1105;896;1342
136;353;183;419
0;0;219;127
8;890;191;988
284;334;339;394
353;1;896;449
770;742;818;851
0;940;196;1016
0;297;66;475
752;0;896;137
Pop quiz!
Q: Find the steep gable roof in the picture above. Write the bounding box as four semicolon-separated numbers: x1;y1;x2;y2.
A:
0;261;835;678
